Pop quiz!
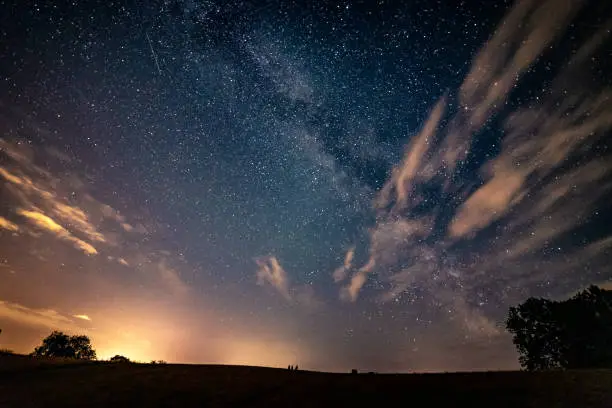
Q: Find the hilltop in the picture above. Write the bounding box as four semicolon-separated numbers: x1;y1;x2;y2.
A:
1;354;611;407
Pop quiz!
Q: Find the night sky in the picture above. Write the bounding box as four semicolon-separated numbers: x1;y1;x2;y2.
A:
1;0;611;372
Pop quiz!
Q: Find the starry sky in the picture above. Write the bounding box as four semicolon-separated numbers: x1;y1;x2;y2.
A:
1;0;611;372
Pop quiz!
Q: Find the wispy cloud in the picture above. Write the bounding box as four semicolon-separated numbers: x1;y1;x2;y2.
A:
459;0;580;130
0;216;19;232
52;202;106;243
17;209;98;255
99;203;145;234
1;143;106;256
0;138;148;256
375;99;447;212
332;246;355;283
256;256;291;300
0;300;84;331
342;219;432;302
0;167;25;185
73;314;92;321
255;256;322;309
339;0;612;325
1;138;192;301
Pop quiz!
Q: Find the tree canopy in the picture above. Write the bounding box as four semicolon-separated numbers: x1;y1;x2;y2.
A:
506;285;612;370
32;331;97;360
110;355;130;363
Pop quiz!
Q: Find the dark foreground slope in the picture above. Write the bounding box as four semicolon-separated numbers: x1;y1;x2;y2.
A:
1;355;611;407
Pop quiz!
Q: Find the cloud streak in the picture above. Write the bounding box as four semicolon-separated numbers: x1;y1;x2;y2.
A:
0;139;146;254
17;209;98;255
1;138;194;299
255;256;322;309
332;246;355;283
0;300;85;331
339;0;612;329
0;216;19;232
256;256;291;300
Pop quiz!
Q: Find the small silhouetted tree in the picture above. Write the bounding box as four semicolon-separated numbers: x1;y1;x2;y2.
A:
506;285;612;370
32;331;96;360
110;355;130;363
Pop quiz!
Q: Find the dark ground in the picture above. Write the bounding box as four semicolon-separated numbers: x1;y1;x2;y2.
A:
1;354;612;407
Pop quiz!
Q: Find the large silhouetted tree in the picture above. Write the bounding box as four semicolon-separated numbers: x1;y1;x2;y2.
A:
32;331;96;360
506;285;612;370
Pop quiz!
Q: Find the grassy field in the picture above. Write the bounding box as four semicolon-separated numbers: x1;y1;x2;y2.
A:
1;354;612;407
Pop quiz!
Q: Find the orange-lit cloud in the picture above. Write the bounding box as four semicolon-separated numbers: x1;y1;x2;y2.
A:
52;202;106;243
332;246;354;283
460;0;579;128
0;140;147;258
341;268;369;302
0;167;24;185
100;204;127;227
17;209;98;255
255;256;322;309
449;169;525;238
256;256;291;300
0;141;224;366
0;216;19;232
451;80;612;238
446;2;611;239
1;139;187;299
0;165;54;201
0;300;81;331
375;99;446;212
0;139;34;165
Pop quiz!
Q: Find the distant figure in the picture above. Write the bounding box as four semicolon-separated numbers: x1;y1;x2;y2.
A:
288;365;291;370
295;365;298;371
